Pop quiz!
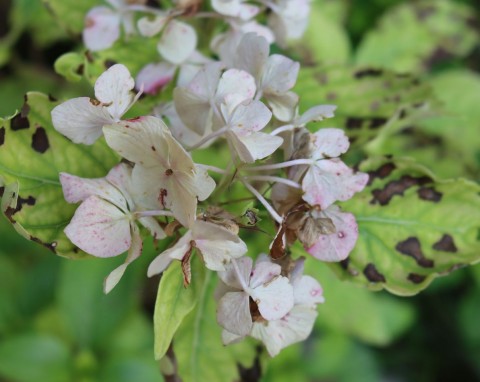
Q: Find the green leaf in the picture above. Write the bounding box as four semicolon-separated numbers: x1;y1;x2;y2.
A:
153;262;200;360
303;257;415;345
291;1;351;65
332;156;480;296
101;356;164;382
42;0;98;35
174;269;256;382
295;66;433;149
0;92;118;258
0;334;72;382
355;0;479;73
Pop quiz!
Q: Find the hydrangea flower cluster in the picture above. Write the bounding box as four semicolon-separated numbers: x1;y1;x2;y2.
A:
51;0;368;357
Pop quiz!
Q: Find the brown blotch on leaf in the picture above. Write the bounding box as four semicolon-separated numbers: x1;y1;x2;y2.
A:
346;117;363;129
104;59;118;68
0;126;5;145
424;47;454;70
238;345;263;382
370;175;431;205
0;186;4;197
363;263;386;283
151;145;156;151
339;257;349;270
85;51;94;63
30;236;57;253
48;94;58;102
433;234;457;253
326;92;337;101
369;117;387;129
75;64;85;76
32;127;50;153
408;273;426;284
417;186;442;202
4;206;17;223
395;237;434;268
10;113;30;131
415;5;435;20
367;162;396;185
354;68;383;79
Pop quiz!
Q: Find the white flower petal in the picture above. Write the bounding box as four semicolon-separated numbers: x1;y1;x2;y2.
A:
249;261;281;289
311;128;350;159
296;105;337;126
266;91;298;122
94;64;135;119
136;62;176;95
147;253;174;277
51;97;114;145
228;100;272;135
307;205;360;262
293;275;324;306
250;275;294;320
64;196;131;258
216;69;256;111
137;15;168;37
222;329;245;345
83;7;121;51
234;32;269;80
251;305;317;357
218;256;253;290
262;54;299;94
158;20;197;65
302;159;369;209
193;165;216;201
217;291;252;336
138;216;166;240
228;131;283;163
104;223;143;293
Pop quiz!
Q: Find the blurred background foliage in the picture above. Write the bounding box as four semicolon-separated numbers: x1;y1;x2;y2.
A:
0;0;479;381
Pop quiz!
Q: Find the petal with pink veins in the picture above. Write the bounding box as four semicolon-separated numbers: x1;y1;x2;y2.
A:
83;6;121;51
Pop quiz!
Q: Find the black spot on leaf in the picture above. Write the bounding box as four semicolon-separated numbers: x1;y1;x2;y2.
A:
48;94;58;102
371;175;431;205
0;186;4;197
417;186;442;202
104;59;117;68
346;117;363;129
10;113;30;131
31;127;50;153
432;234;457;253
339;257;349;270
0;126;4;145
30;236;57;253
408;273;426;284
369;118;387;129
363;263;386;282
396;237;434;268
354;68;383;79
238;346;262;382
367;162;396;185
424;47;455;70
76;64;84;75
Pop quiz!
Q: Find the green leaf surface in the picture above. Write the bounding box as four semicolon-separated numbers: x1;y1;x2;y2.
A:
42;0;98;36
174;269;256;382
154;261;200;360
0;92;118;258
304;257;415;346
332;156;480;296
355;0;479;73
0;333;72;382
295;66;433;149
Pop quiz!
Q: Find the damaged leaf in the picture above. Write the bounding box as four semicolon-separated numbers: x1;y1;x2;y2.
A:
330;156;480;296
0;92;118;258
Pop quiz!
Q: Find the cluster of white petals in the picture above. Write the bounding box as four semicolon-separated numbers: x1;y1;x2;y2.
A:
51;0;369;357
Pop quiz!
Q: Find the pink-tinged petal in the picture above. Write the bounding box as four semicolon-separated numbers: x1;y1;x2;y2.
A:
216;69;256;111
83;6;121;51
311;128;350;159
241;21;275;44
136;62;176;95
148;233;192;277
262;55;299;94
218;256;253;290
302;159;369;209
217;291;252;336
234;33;269;80
307;205;359;262
173;88;213;135
249;275;294;320
60;173;110;204
137;15;167;37
104;223;143;293
238;3;260;20
105;163;135;207
51;97;114;144
251;305;317;357
266;91;298;122
94;64;135;120
228;100;272;135
249;260;282;289
293;275;324;306
64;196;131;258
296;105;337;126
158;20;197;65
228;131;283;163
192;221;247;271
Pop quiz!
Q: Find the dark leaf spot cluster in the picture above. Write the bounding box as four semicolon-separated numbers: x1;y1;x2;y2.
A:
395;237;434;268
